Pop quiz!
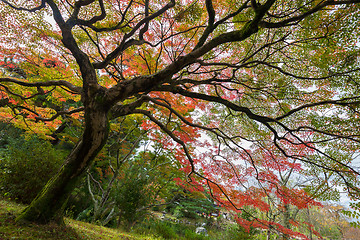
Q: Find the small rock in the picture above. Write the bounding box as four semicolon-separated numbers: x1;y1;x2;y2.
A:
195;227;208;236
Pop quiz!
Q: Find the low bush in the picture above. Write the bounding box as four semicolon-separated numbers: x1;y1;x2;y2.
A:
184;228;208;240
0;135;67;203
153;221;178;239
133;218;210;240
214;225;256;240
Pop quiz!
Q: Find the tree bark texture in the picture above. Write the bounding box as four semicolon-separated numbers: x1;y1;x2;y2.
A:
16;100;109;223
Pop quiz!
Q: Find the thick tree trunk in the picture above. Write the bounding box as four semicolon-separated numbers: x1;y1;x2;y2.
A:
16;103;109;224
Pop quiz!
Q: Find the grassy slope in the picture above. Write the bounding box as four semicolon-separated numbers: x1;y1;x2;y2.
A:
0;199;159;240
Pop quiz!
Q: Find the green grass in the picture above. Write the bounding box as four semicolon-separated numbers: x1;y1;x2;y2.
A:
0;199;159;240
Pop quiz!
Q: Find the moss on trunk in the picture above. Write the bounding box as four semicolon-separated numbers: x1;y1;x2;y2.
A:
16;105;110;224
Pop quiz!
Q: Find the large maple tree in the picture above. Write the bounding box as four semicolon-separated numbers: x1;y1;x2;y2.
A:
1;0;360;236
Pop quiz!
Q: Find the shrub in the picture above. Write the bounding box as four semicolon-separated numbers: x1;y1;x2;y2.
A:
133;218;211;240
153;221;178;239
132;219;176;239
184;229;208;240
221;225;256;240
0;135;66;203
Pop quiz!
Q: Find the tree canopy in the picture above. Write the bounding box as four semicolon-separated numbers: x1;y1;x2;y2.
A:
1;0;360;237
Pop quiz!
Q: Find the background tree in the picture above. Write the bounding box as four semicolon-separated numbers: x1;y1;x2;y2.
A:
0;1;360;238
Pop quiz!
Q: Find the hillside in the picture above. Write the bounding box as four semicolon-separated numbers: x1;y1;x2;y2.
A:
0;199;158;240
